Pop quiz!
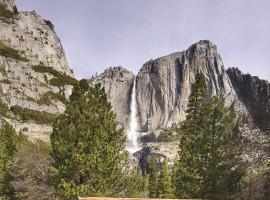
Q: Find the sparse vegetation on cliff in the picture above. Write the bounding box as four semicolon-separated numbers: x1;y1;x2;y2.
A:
10;105;57;124
32;64;78;86
0;41;26;61
0;4;14;19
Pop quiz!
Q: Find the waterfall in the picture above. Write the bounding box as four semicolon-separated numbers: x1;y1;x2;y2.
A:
126;78;141;153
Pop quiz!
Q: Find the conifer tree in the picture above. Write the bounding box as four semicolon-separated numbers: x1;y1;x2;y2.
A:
0;124;19;200
175;72;208;198
51;80;127;199
158;160;174;199
200;97;244;199
148;158;158;198
175;72;245;199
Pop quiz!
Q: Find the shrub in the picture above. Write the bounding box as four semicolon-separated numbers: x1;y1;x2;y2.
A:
50;75;77;87
0;5;14;18
0;100;9;117
31;65;62;77
0;79;12;84
157;123;180;142
35;91;68;106
10;105;57;124
0;65;7;76
0;41;26;61
31;64;78;86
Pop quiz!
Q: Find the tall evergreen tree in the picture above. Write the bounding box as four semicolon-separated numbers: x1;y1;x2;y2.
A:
158;160;174;198
148;158;158;198
0;124;19;200
51;80;127;199
175;72;245;199
175;72;208;198
200;97;244;199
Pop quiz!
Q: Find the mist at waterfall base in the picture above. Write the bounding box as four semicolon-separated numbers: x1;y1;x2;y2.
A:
126;79;141;153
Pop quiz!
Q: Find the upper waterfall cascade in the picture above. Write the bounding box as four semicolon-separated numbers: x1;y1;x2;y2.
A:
126;78;141;153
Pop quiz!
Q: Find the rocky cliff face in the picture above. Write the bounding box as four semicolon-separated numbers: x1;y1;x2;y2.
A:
90;67;134;128
136;40;236;132
93;41;270;169
227;67;270;130
0;1;75;140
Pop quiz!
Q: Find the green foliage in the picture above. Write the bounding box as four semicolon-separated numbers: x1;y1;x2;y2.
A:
0;79;11;84
157;123;181;142
0;5;14;18
31;65;62;77
0;124;20;200
51;82;127;199
158;160;174;198
148;158;158;198
37;91;68;106
0;41;26;61
175;72;208;198
174;72;245;199
31;64;78;87
0;65;8;76
50;75;77;87
0;100;10;118
10;105;57;124
124;168;148;198
11;136;54;200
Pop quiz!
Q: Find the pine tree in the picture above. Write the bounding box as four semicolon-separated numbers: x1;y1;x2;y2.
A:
200;97;245;199
51;80;127;199
148;158;158;198
124;167;146;198
174;72;245;199
175;72;208;198
142;174;149;198
0;124;19;200
158;160;174;199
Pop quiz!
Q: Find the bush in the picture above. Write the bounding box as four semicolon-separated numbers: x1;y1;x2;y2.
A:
0;65;8;76
10;105;57;124
31;64;78;87
37;91;67;105
0;5;14;18
31;65;62;78
0;100;10;117
0;41;26;61
50;75;77;87
0;79;12;84
157;123;180;142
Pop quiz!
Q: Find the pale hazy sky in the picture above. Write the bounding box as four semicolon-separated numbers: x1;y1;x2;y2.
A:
17;0;270;81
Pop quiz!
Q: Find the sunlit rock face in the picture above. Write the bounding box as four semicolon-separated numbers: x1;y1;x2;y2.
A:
0;1;74;140
93;40;270;169
136;40;237;132
90;66;135;128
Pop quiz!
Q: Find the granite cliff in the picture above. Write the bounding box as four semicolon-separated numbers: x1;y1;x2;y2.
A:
1;0;269;170
92;41;270;169
0;0;76;140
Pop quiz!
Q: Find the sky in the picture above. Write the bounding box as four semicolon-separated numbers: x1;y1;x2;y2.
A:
16;0;270;81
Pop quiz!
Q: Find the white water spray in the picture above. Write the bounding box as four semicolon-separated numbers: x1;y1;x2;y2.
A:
126;78;141;153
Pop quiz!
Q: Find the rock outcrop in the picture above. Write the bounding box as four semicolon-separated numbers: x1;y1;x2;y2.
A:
0;1;75;140
92;41;270;170
90;66;134;128
136;40;236;131
227;67;270;130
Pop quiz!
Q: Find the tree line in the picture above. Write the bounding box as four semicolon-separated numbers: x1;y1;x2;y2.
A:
0;75;269;199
